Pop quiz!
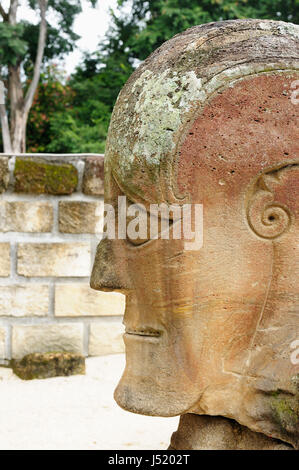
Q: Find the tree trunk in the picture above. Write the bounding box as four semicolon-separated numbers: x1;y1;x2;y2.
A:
0;104;12;153
9;64;25;153
8;0;25;152
0;79;12;152
8;0;18;25
11;108;28;153
0;0;48;153
24;0;48;117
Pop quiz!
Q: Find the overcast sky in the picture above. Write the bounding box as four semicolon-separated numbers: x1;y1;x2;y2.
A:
64;0;118;74
2;0;118;74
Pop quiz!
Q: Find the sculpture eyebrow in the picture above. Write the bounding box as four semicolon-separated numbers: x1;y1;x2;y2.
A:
111;168;153;209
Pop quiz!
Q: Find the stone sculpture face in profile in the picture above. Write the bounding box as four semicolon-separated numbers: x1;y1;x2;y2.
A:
91;19;299;449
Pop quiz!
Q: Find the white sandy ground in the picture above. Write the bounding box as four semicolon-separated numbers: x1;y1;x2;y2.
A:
0;354;179;450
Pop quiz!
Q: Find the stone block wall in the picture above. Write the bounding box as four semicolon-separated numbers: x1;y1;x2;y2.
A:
0;154;125;364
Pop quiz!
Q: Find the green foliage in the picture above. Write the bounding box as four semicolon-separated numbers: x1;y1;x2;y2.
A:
27;65;109;153
22;22;79;76
46;112;107;153
0;22;27;66
27;65;75;152
0;0;98;152
114;0;298;61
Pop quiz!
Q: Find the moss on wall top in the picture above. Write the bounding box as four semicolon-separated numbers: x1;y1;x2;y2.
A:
14;158;78;195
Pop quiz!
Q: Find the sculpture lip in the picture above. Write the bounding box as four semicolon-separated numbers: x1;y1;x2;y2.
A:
125;328;162;338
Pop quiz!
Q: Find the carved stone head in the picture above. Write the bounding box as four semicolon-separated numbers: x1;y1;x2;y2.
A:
91;19;299;449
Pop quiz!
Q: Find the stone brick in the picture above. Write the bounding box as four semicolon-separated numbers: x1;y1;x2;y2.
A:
59;201;103;234
12;323;84;359
82;156;104;196
0;243;10;277
0;285;49;317
89;320;125;356
55;283;125;317
0;327;6;358
11;352;85;380
0;201;53;232
14;158;78;195
0;157;9;193
17;243;91;277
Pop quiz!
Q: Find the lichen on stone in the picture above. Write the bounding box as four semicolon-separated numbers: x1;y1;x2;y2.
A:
278;22;299;39
11;352;86;380
0;157;9;193
14;158;78;195
270;392;299;434
131;68;203;167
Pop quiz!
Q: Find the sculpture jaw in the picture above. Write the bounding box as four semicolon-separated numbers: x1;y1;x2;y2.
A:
114;330;205;417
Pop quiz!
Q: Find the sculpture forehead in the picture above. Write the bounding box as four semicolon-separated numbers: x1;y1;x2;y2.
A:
105;19;299;203
177;73;299;201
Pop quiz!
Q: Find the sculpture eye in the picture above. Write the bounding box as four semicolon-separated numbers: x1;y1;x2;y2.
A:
126;206;175;247
126;205;153;246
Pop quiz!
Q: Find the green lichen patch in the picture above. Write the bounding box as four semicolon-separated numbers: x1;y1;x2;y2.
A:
0;157;9;193
270;392;299;434
130;68;204;167
11;352;85;380
14;158;78;195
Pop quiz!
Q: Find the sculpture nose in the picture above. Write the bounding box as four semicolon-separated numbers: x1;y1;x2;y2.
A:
90;237;130;293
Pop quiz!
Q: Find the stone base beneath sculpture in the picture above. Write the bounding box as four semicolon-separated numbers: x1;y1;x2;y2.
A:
169;414;294;450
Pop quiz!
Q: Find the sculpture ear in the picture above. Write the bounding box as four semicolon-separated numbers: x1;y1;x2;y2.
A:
247;172;291;240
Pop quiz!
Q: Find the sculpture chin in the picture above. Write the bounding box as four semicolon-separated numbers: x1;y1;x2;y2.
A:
114;330;206;417
114;374;192;417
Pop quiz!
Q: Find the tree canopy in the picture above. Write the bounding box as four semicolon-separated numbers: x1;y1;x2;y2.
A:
0;0;96;152
113;0;298;62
